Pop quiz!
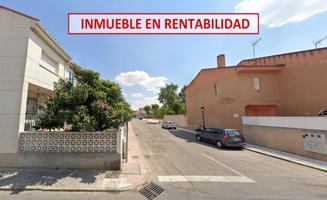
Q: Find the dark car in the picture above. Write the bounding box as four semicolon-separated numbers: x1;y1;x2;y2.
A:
195;128;246;148
318;110;327;116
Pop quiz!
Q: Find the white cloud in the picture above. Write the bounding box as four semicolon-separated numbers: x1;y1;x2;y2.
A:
235;0;327;28
129;96;158;110
115;70;167;92
139;76;167;92
115;71;148;86
131;93;143;98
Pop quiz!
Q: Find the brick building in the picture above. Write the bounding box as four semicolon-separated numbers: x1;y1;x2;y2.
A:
185;47;327;130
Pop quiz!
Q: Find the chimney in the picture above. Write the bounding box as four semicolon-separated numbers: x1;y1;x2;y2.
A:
217;54;226;68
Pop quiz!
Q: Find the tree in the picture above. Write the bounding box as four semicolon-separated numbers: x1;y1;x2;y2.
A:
158;83;179;106
144;105;151;117
158;83;186;114
151;104;160;117
179;85;187;103
158;105;169;117
36;63;132;131
35;99;65;131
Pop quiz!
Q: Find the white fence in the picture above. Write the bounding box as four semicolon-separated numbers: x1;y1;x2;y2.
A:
242;117;327;131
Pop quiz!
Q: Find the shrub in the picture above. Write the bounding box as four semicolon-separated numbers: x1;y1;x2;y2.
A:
36;64;132;132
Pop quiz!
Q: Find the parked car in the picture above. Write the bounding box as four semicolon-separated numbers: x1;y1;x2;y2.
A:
195;128;246;148
318;110;327;116
195;125;204;132
162;121;177;129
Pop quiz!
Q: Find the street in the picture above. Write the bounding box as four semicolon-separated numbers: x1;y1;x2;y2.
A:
133;119;327;200
1;1;327;200
1;119;327;200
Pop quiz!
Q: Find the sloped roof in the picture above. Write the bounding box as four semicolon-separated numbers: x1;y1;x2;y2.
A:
0;5;39;21
185;64;284;91
238;47;327;65
186;47;327;91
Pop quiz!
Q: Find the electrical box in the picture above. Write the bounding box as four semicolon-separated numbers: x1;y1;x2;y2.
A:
302;130;327;155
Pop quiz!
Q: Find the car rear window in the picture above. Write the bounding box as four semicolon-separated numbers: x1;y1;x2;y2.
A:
225;130;241;136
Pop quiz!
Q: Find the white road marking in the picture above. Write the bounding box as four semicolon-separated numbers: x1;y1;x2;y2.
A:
157;154;256;183
202;153;246;177
158;176;255;183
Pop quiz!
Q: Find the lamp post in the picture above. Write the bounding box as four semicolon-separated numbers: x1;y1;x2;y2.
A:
200;106;205;129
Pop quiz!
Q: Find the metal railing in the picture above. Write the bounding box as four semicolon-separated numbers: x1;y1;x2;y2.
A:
24;113;41;131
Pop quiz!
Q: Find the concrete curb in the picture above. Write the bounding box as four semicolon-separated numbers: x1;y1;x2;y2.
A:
110;172;151;192
0;171;151;192
0;188;124;192
178;127;327;172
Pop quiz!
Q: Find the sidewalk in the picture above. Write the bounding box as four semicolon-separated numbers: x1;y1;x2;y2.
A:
178;127;327;172
0;122;148;192
104;121;149;190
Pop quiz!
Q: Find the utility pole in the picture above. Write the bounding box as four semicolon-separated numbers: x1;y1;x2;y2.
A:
313;36;327;48
251;37;262;59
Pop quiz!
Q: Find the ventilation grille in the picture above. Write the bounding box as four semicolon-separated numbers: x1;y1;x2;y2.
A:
138;182;165;200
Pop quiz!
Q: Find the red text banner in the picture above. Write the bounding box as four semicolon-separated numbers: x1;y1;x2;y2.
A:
68;13;259;35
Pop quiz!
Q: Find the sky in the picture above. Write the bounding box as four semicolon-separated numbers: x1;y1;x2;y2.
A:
2;0;327;110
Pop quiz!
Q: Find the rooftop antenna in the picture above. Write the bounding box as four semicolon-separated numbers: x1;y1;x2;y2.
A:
313;36;327;48
251;37;262;59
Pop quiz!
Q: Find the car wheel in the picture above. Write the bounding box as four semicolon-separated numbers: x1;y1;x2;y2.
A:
196;135;201;141
216;140;223;149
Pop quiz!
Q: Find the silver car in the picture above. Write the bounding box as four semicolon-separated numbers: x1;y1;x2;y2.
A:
161;121;177;129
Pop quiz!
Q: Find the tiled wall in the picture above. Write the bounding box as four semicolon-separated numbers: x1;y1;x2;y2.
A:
18;131;118;153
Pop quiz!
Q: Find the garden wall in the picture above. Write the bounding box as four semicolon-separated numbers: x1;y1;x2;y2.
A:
0;128;126;170
18;131;118;153
242;117;327;161
164;114;188;128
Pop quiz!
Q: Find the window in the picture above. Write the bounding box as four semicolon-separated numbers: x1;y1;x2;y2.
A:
225;129;241;136
253;77;261;90
213;129;224;134
40;52;58;74
214;84;219;95
65;66;75;84
68;69;75;83
204;128;213;133
26;97;38;114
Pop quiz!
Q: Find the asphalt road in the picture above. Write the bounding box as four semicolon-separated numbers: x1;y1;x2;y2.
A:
1;119;326;200
133;119;327;200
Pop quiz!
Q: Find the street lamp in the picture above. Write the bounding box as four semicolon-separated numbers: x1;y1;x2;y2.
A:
200;106;205;129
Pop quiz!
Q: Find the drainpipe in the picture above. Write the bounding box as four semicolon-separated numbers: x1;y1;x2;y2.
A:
125;122;129;162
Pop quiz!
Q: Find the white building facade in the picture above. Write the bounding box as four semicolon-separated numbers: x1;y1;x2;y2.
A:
0;6;73;153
